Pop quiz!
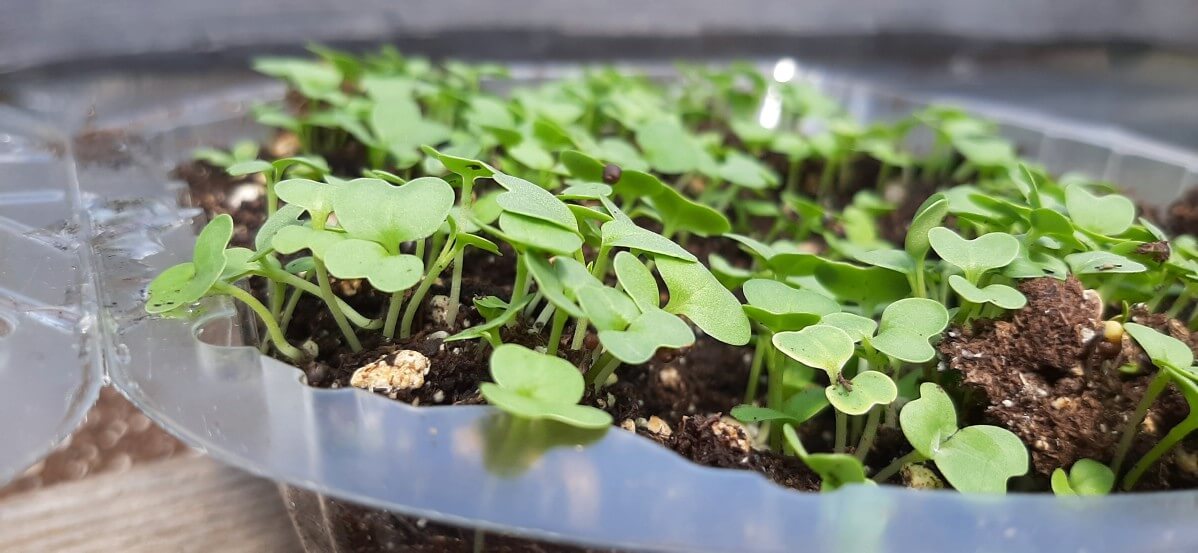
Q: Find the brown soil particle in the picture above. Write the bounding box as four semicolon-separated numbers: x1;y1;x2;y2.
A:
940;277;1193;480
670;415;819;491
172;161;264;249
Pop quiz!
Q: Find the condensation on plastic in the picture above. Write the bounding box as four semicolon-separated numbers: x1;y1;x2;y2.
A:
0;106;103;486
34;62;1198;552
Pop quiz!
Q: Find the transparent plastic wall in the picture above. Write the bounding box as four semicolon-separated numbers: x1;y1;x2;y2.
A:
7;62;1198;551
0;106;102;486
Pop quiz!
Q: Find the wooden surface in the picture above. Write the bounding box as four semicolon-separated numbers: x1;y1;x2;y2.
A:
0;455;301;553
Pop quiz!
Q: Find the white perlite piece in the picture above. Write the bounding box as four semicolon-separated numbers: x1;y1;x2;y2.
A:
711;418;751;453
350;350;431;394
428;295;451;326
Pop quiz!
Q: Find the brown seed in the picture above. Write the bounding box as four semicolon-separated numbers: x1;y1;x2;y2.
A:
583;333;599;350
602;163;622;184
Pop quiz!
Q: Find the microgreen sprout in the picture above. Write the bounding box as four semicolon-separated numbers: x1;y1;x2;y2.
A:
147;215;307;361
883;383;1029;493
1051;459;1115;496
480;344;613;429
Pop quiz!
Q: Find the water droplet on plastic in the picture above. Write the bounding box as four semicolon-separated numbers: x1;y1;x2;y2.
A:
114;343;131;364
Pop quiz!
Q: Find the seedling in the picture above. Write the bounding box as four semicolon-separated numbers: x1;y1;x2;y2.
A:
480;344;613;429
193;140;260;169
883;383;1028;493
1114;323;1198;490
928;226;1025;320
147;215;306;361
783;424;872;492
1051;459;1115;496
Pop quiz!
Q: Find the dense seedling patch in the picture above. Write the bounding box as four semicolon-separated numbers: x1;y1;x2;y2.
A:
149;47;1198;495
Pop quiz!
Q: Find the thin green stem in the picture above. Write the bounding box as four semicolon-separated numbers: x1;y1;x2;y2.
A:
767;344;786;451
1111;369;1171;475
1146;286;1172;312
262;268;379;329
855;407;882;461
279;285;303;334
1167;289;1192;319
383;291;405;339
399;237;458;339
586;354;623;390
569;317;590;351
535;302;556;328
215;282;305;362
873;450;924;483
266;172;279;216
744;335;768;403
913;258;927;299
1123;397;1198;490
834;410;848;454
546;309;568;357
314;259;361;352
445;248;465;330
504;255;530;328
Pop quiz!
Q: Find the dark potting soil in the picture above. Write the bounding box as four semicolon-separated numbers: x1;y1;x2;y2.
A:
939;277;1198;489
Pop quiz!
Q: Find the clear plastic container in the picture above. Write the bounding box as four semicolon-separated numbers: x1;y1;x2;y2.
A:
0;105;103;487
13;63;1198;551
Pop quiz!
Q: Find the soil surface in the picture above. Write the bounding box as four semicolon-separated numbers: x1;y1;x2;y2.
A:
939;277;1197;489
175;130;1198;550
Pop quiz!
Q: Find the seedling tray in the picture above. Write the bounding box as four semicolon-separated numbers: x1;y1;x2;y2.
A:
6;62;1198;552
